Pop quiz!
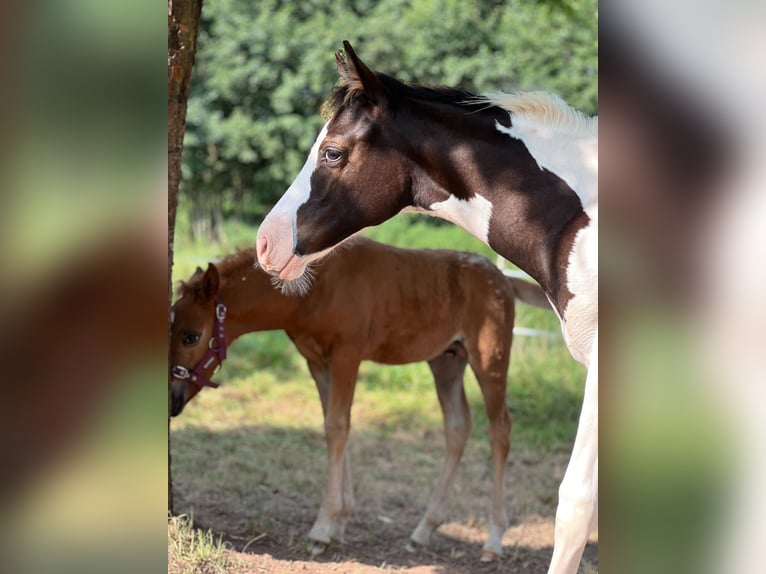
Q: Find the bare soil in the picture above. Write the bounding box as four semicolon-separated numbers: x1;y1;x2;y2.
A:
172;425;597;573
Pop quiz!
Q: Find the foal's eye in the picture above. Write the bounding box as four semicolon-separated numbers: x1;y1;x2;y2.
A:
323;148;343;163
182;332;201;347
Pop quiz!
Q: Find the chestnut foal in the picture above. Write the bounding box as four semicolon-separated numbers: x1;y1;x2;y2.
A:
170;237;550;560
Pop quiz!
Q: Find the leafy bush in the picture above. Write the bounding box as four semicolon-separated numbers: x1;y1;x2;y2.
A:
181;0;598;234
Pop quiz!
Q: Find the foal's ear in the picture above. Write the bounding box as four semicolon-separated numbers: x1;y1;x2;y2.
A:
196;263;221;303
337;40;386;106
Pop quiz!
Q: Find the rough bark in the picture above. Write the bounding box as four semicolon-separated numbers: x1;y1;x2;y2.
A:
168;0;204;514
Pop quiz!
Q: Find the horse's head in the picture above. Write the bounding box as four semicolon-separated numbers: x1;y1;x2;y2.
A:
257;41;411;280
169;264;223;416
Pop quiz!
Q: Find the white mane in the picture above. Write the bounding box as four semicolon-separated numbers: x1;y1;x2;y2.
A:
481;91;597;136
479;91;598;210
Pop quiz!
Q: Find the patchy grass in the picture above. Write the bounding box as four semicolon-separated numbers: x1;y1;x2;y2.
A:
168;514;237;574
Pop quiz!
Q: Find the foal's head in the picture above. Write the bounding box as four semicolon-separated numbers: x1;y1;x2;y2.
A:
257;41;498;280
169;264;222;416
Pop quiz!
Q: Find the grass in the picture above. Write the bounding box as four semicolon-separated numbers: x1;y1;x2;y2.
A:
168;514;237;574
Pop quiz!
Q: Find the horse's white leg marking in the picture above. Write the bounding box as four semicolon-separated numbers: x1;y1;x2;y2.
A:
547;330;598;574
256;124;328;277
495;119;598;215
410;357;471;548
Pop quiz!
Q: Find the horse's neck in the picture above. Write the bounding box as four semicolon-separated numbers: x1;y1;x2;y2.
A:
220;268;303;339
486;194;589;316
406;107;589;315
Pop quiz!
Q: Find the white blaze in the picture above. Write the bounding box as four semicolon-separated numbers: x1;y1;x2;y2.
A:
268;123;329;241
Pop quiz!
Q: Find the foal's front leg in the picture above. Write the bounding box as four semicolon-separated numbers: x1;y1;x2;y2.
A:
306;350;360;555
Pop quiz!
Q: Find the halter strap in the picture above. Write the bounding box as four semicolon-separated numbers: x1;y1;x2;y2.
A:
171;297;228;390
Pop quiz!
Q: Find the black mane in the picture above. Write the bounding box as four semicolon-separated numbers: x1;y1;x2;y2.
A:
323;72;500;118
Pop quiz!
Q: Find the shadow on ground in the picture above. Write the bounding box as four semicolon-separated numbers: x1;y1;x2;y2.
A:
171;423;597;573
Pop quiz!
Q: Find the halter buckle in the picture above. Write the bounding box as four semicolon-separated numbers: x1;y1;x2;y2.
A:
172;365;190;380
216;302;227;321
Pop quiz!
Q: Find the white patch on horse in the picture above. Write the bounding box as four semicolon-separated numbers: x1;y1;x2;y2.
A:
560;207;598;366
404;194;493;244
485;92;598;216
268;123;329;243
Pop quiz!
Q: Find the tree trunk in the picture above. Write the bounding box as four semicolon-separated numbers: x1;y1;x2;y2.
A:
168;0;204;515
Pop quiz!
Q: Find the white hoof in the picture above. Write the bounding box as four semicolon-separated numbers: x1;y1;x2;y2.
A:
308;540;328;557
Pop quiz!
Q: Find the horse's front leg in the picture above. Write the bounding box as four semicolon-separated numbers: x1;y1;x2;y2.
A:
306;351;360;556
547;331;598;574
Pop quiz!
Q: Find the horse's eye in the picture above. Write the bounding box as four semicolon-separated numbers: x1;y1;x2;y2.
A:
323;148;343;163
182;332;201;347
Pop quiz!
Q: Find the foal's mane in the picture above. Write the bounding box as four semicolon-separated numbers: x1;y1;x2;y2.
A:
175;249;256;298
324;72;596;137
323;73;494;118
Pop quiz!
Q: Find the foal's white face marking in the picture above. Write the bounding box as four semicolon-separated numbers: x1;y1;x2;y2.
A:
402;193;494;244
495;118;598;215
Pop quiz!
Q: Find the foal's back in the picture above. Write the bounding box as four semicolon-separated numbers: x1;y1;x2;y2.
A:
300;237;514;365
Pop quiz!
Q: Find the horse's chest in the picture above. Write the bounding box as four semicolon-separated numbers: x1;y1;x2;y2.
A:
561;212;598;367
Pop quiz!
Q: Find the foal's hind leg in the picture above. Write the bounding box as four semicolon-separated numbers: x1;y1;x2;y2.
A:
466;334;512;562
305;350;360;555
409;344;471;550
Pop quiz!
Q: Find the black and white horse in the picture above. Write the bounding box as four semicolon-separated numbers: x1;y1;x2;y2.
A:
256;42;597;573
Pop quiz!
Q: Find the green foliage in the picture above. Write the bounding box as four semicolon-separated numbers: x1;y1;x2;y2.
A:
181;0;598;233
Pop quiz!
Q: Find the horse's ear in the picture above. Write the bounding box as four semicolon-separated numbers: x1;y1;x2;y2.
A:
338;41;386;106
196;263;220;303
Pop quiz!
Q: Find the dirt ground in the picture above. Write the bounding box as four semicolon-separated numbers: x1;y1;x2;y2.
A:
218;514;598;574
173;427;597;574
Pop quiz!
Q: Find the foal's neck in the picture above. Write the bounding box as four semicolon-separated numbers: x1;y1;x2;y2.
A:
219;263;304;340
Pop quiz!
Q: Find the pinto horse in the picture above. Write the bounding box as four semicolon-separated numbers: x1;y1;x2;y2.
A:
170;237;551;561
256;43;597;574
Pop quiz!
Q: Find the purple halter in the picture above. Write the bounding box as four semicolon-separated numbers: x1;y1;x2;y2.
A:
171;298;227;389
